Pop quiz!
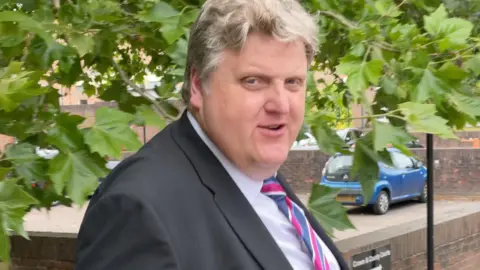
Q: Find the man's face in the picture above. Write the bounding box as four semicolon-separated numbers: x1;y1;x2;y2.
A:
190;32;307;180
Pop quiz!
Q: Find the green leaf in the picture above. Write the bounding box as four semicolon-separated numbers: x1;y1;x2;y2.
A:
0;61;22;79
84;107;142;159
346;70;367;99
46;113;86;152
379;76;397;95
179;8;200;25
399;102;456;139
0;11;55;45
424;4;448;36
414;69;448;102
70;34;94;56
351;133;382;203
306;71;317;92
0;178;38;209
464;55;480;75
350;43;365;57
48;150;107;205
0;178;37;262
0;168;11;180
448;92;480;117
4;207;29;239
336;58;383;99
374;0;402;17
364;59;383;85
436;62;468;81
135;105;166;129
159;17;184;45
307;114;349;155
424;4;473;51
373;121;416;151
0;221;9;263
0;69;50;112
336;58;361;75
83;83;96;96
5;143;47;181
166;38;188;67
308;184;355;238
139;1;179;22
437;19;474;51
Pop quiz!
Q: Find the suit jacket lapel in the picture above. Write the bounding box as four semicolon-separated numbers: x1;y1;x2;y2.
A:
171;112;293;270
276;173;350;270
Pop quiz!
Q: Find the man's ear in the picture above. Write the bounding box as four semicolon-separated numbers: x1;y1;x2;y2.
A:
189;66;204;109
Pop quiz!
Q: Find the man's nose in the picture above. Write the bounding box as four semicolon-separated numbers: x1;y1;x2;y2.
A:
264;83;290;114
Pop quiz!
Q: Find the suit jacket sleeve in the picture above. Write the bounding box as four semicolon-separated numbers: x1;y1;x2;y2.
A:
75;193;179;270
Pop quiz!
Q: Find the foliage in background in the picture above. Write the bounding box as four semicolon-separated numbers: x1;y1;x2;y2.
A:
0;0;479;262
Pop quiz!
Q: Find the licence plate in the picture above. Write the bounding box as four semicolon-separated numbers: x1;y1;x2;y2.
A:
336;195;356;203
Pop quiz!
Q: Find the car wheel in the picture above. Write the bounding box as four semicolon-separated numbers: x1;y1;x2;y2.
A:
373;190;390;215
419;182;427;203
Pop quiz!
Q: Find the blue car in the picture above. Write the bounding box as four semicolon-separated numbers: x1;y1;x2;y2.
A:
320;148;427;215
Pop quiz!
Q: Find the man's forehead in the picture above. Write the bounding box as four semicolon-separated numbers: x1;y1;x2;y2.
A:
219;39;308;76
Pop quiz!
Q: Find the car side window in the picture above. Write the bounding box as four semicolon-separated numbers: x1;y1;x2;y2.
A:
391;152;414;169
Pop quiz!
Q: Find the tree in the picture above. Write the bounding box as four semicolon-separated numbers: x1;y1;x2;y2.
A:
0;0;479;263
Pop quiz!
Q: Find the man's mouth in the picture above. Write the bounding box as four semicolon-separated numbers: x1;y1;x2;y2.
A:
260;124;285;131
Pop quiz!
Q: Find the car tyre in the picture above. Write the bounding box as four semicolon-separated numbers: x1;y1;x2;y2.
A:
373;190;390;215
418;182;427;203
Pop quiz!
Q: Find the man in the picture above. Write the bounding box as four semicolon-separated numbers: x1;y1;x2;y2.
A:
75;0;348;269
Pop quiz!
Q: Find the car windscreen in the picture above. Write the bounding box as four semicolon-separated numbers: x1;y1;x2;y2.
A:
326;155;353;174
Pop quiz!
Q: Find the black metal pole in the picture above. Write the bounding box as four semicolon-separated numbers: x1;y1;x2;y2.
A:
426;133;434;270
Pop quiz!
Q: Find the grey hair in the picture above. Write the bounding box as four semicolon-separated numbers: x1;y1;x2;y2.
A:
181;0;319;105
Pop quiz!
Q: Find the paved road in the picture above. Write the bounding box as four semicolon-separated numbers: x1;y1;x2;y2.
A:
23;196;480;241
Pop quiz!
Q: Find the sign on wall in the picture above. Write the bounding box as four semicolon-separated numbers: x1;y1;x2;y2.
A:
351;244;392;270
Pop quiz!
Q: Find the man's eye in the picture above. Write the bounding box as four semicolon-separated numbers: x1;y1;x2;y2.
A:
286;78;302;85
244;77;258;84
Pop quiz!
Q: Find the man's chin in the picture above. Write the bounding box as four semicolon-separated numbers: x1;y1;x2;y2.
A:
256;148;290;167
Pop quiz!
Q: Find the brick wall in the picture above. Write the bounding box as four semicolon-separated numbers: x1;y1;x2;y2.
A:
412;131;480;148
10;236;76;270
279;148;480;196
337;206;480;270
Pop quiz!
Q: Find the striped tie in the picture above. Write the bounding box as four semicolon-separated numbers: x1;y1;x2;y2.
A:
262;176;330;270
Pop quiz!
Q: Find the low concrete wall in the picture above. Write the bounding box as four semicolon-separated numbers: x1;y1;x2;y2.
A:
279;148;480;196
8;206;480;270
336;203;480;270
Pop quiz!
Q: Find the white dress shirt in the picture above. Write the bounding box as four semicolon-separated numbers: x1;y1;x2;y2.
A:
187;112;340;270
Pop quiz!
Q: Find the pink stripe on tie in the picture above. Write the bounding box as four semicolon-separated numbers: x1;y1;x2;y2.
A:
285;197;302;233
261;183;284;193
309;221;330;270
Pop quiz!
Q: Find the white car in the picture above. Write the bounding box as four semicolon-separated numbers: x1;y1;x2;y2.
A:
34;146;121;170
291;128;364;150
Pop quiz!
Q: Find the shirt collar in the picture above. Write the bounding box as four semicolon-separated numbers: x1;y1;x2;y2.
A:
187;112;263;203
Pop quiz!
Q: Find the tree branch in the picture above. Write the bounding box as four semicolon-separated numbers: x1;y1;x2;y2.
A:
112;59;175;121
21;33;34;62
317;10;358;29
380;0;408;19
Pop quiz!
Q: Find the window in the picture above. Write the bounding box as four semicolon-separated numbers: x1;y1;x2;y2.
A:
80;99;88;105
326;155;353;174
391;152;414;169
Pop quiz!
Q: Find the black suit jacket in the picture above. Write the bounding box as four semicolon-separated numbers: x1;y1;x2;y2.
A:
75;111;349;270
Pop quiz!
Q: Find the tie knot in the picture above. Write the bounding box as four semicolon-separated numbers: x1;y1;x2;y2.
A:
261;176;286;197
